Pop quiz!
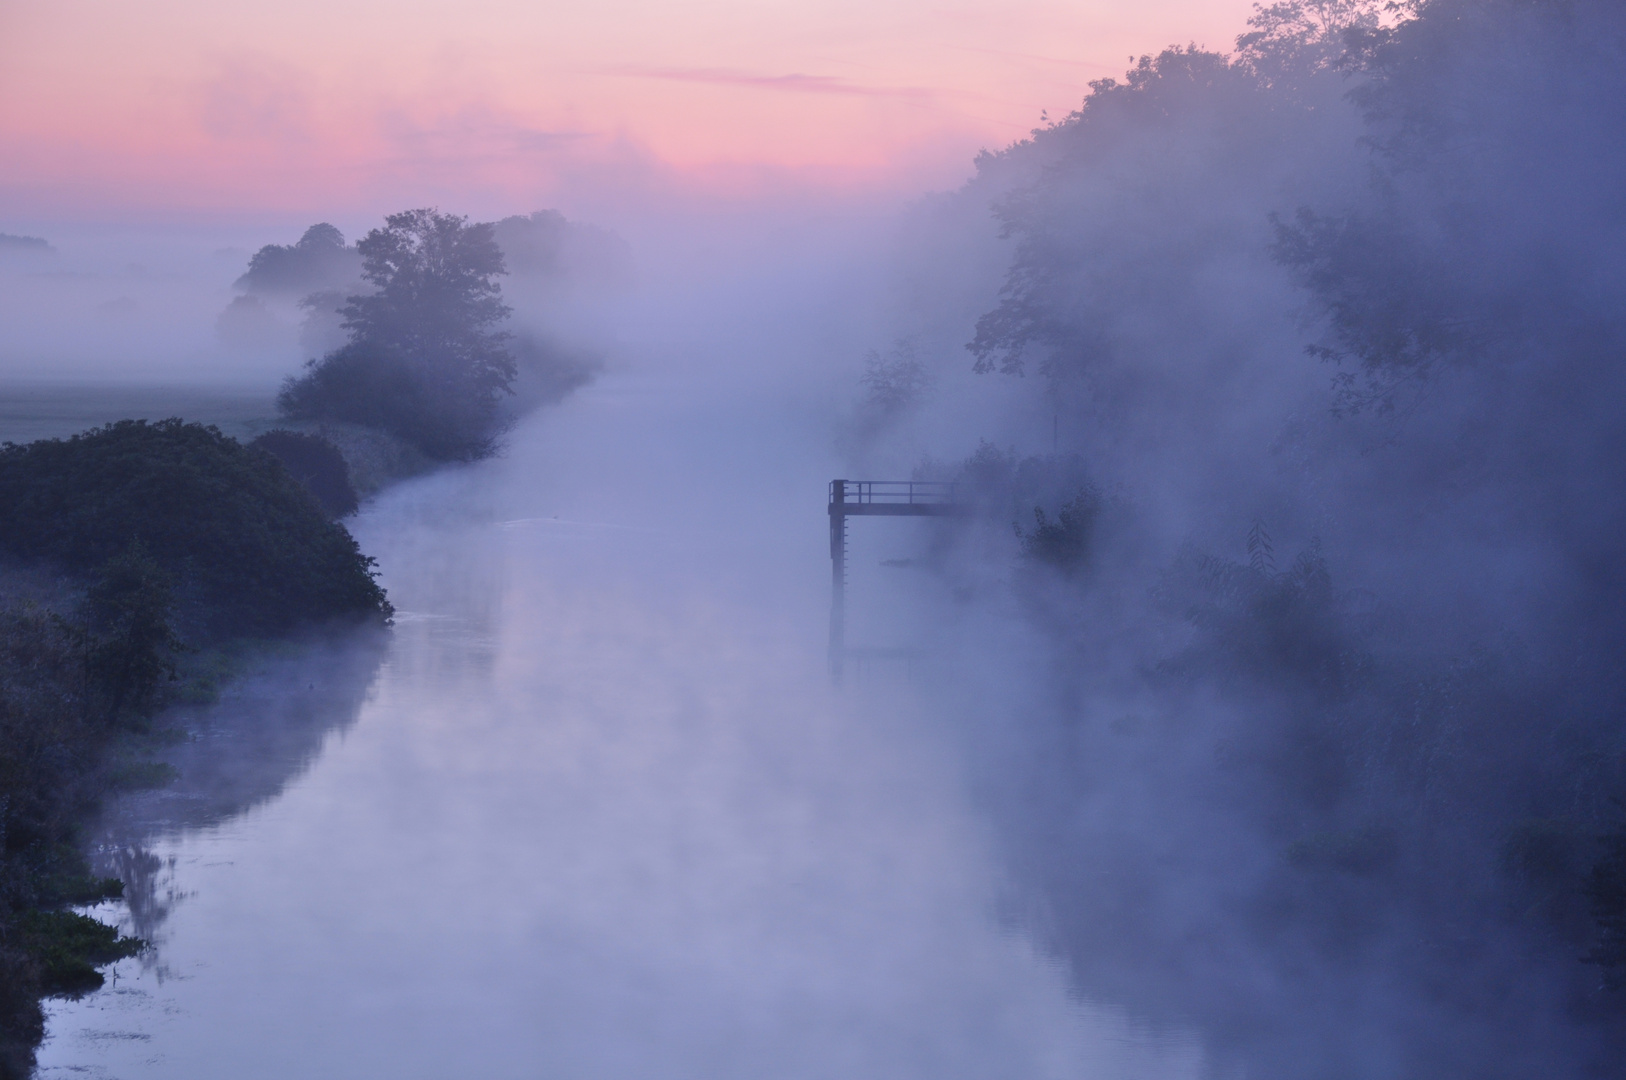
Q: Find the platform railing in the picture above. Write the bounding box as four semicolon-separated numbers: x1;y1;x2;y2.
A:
828;480;960;507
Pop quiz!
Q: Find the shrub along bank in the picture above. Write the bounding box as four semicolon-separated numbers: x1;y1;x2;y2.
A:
0;419;392;1077
0;420;389;636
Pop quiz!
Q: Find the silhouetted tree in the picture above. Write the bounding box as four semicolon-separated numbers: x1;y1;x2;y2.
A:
279;209;516;461
342;209;512;383
235;223;358;297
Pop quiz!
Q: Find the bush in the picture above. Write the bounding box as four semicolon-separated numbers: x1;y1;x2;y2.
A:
0;604;95;868
278;342;500;462
0;946;43;1080
249;429;358;517
83;543;182;722
1017;490;1102;572
14;910;142;996
0;420;391;636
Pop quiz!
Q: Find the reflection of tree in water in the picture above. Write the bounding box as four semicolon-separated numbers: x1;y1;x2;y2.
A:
95;847;184;981
83;626;389;953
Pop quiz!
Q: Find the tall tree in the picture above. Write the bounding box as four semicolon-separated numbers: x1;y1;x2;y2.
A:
343;209;514;408
279;209;518;461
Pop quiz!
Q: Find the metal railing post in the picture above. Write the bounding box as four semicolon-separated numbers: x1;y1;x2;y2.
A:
829;480;846;685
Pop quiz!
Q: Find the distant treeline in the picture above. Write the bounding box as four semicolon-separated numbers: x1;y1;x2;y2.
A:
0;419;390;1077
226;209;612;467
0;235;52;255
878;0;1626;1073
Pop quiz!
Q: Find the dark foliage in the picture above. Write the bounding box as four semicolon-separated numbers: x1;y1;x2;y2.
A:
235;223;359;298
861;341;931;414
0;605;95;885
966;46;1267;384
903;0;1626;1072
0;599;144;1076
249;429;359;517
1155;535;1359;695
279;341;502;462
0;945;42;1080
1273;0;1626;415
0;419;390;636
83;543;182;722
491;210;574;277
341;210;511;373
489;209;634;284
278;209;515;462
15;909;143;996
1016;490;1100;573
1585;827;1626;988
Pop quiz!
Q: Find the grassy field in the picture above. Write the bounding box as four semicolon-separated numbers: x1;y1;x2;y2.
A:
0;383;430;497
0;384;279;446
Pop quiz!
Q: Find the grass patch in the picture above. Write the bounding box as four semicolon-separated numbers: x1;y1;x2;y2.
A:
15;911;144;997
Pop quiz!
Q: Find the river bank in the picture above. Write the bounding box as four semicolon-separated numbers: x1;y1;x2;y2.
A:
27;372;1189;1080
0;392;398;1077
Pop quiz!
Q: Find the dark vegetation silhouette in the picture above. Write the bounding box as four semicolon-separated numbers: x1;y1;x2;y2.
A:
873;0;1626;1073
249;429;358;517
0;584;173;1077
491;209;633;283
862;340;932;416
220;224;363;354
235;223;359;298
1016;491;1100;574
0;420;389;635
278;209;516;462
0;420;391;1073
0;235;52;258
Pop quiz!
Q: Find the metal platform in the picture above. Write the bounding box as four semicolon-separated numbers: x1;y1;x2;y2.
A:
828;480;970;683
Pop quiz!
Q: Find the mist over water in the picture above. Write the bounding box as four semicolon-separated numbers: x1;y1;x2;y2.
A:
30;274;1199;1076
12;1;1626;1073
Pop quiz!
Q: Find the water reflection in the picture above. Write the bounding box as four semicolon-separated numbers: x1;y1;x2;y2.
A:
68;628;391;985
37;378;1200;1079
92;628;390;845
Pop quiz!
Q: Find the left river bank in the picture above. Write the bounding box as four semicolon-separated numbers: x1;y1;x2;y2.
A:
0;384;396;1078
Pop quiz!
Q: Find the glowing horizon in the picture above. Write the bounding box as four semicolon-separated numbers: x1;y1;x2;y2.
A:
1;0;1256;223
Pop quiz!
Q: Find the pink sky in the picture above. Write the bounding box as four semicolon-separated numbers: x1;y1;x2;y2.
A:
0;0;1256;220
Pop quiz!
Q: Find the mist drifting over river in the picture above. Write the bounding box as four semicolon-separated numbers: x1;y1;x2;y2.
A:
32;237;1198;1078
9;0;1626;1076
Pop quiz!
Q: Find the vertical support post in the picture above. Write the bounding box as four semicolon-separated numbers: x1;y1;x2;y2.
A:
828;480;846;685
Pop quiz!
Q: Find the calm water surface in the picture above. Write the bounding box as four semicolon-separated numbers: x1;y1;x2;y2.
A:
36;374;1200;1079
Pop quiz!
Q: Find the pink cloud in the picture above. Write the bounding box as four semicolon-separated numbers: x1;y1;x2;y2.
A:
198;57;315;142
608;66;934;100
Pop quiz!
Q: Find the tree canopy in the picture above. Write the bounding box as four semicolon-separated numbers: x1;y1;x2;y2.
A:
341;209;512;380
866;0;1626;1071
0;420;391;636
279;209;517;461
248;430;358;518
235;223;358;298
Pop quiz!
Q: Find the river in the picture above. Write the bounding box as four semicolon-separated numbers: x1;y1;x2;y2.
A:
34;368;1200;1078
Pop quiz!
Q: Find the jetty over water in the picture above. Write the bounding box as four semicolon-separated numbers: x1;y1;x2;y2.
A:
827;480;970;683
